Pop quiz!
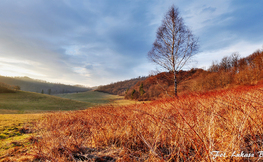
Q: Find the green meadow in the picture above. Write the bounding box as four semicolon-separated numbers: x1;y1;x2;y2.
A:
0;90;140;114
0;91;91;114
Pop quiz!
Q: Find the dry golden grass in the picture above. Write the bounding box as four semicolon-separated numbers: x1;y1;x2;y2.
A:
3;85;263;161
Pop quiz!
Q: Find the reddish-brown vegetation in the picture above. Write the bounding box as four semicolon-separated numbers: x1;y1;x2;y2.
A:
96;76;147;96
204;50;263;89
125;69;208;100
0;82;17;93
14;83;263;161
125;50;263;101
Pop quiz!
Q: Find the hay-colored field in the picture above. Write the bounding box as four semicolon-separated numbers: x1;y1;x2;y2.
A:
5;84;261;161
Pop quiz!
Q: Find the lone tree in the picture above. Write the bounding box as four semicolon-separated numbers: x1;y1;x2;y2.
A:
148;5;198;97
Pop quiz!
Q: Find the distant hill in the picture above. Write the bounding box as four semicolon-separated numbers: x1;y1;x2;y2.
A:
0;76;91;94
125;49;263;100
95;76;147;96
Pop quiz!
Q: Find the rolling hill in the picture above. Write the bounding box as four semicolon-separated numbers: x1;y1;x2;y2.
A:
0;76;91;94
0;91;92;114
0;90;140;114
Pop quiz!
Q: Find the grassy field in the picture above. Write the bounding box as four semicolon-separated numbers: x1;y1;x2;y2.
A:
0;91;93;114
0;90;140;114
4;84;261;161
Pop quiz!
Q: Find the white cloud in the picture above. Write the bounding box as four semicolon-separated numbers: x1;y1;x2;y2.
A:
0;58;46;77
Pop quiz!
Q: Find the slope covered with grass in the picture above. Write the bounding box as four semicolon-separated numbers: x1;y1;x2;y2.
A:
3;84;262;161
0;91;92;114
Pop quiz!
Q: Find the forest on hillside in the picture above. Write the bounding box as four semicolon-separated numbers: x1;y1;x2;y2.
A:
125;49;263;100
95;76;147;96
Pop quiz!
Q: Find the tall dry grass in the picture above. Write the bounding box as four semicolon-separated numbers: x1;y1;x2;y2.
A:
31;85;263;161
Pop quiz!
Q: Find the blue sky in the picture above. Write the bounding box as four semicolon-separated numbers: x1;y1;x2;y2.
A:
0;0;262;87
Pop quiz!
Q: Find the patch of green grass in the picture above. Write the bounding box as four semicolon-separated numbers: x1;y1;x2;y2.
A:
0;126;26;152
0;114;41;130
0;114;42;158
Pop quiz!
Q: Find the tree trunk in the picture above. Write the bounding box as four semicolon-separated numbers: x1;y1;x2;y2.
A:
173;70;178;97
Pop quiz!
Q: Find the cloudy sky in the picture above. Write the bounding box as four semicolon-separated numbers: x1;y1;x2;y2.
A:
0;0;262;87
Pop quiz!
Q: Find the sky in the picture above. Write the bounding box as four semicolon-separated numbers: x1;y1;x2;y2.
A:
0;0;262;87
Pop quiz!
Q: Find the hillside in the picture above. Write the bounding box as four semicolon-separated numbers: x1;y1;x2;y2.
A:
125;49;263;100
3;83;263;161
0;76;91;94
0;90;142;114
95;76;147;95
0;91;92;114
125;69;208;100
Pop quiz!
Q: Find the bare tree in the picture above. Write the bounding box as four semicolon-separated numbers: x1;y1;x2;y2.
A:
148;5;199;97
230;52;240;70
220;56;231;72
